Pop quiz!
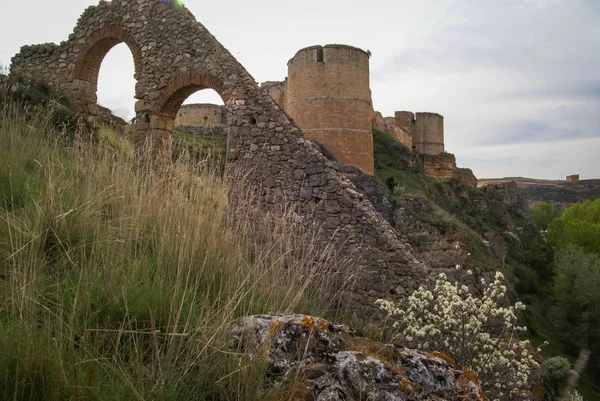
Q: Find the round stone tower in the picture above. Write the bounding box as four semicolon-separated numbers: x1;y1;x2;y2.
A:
287;45;374;175
414;112;444;155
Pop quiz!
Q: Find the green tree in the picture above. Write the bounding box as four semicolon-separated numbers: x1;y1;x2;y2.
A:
531;202;558;230
552;245;600;380
548;199;600;255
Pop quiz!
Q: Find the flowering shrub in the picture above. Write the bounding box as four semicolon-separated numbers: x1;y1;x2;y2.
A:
567;390;584;401
376;270;540;401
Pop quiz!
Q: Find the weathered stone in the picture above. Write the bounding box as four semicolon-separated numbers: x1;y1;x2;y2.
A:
232;315;486;401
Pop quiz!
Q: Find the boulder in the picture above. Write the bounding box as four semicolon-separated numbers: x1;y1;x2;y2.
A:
232;314;486;401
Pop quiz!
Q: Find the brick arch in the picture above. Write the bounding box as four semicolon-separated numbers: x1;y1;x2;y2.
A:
72;26;142;85
155;72;230;119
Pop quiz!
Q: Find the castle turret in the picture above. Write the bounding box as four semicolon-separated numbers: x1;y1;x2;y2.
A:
287;45;374;175
394;111;444;155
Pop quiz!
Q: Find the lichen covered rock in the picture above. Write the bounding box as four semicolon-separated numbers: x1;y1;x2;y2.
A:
232;315;486;400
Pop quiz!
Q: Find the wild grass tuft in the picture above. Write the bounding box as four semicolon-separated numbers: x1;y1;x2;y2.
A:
0;88;350;400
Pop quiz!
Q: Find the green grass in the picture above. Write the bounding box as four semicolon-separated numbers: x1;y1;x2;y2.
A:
0;90;345;400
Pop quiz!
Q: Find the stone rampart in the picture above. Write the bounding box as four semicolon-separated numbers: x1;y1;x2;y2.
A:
10;0;427;320
175;103;226;126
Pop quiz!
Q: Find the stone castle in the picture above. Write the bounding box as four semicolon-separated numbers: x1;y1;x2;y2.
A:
174;44;465;182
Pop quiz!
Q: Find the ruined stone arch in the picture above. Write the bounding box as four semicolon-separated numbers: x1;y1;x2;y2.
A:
71;26;142;107
155;72;230;119
9;0;429;320
73;26;142;83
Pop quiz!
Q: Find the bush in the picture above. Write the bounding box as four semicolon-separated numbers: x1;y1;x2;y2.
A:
548;199;600;255
376;270;540;401
551;245;600;379
544;356;571;389
531;202;558;230
567;390;585;401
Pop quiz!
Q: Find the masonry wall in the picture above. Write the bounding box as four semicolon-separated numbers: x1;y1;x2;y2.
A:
395;111;444;155
175;103;226;126
261;80;288;111
287;45;374;175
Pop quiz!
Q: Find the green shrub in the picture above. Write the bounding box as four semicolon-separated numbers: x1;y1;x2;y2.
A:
531;202;558;230
544;356;571;389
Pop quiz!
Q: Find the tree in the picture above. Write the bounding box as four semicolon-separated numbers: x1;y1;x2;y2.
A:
548;200;600;255
531;202;558;230
552;245;600;380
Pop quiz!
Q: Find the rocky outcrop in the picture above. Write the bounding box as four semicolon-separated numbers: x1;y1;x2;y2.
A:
420;153;457;182
480;181;532;225
232;315;486;401
394;196;469;274
452;168;478;188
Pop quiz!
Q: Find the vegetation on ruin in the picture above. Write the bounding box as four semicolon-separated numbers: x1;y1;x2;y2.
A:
372;130;600;399
0;88;346;400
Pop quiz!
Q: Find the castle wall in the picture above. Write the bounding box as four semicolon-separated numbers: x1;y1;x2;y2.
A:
384;117;412;150
10;0;429;321
394;111;444;155
175;103;226;127
287;45;374;175
415;112;444;155
261;80;288;111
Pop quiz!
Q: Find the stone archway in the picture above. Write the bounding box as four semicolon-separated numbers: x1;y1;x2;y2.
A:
9;0;428;320
71;26;142;115
144;72;230;149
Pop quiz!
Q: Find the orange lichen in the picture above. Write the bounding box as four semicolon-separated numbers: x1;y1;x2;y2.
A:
399;377;413;392
428;351;457;368
457;368;486;401
299;315;329;333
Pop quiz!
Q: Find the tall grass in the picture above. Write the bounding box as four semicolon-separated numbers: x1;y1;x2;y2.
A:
0;89;351;400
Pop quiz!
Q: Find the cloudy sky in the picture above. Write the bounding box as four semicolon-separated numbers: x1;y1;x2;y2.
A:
1;0;598;179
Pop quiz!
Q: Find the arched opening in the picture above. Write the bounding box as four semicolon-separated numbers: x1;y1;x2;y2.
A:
96;43;137;122
172;89;228;167
72;27;142;119
149;74;231;169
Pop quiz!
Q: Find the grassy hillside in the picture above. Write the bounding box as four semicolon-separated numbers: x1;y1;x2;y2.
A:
0;89;343;400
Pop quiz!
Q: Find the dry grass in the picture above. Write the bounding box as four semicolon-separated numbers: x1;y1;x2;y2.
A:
0;89;355;400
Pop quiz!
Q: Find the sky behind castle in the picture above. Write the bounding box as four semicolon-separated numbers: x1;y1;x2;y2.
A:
0;0;598;180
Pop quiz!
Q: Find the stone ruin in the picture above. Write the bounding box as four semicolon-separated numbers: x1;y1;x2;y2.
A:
179;43;475;186
9;0;432;320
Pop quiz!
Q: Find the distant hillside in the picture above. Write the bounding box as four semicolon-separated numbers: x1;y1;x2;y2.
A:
479;177;600;209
